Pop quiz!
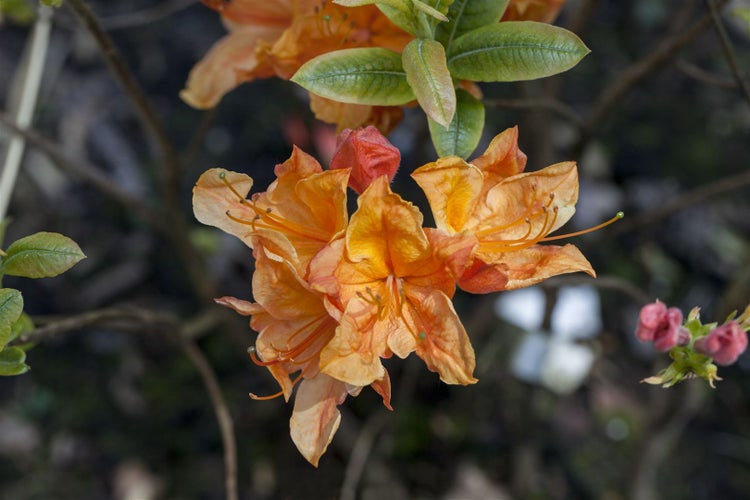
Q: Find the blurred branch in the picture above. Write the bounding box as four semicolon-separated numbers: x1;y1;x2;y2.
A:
100;0;197;30
577;1;726;154
19;306;239;500
340;411;389;500
0;5;52;221
610;167;750;236
704;0;750;106
677;59;738;89
483;98;583;128
543;274;651;305
0;110;163;227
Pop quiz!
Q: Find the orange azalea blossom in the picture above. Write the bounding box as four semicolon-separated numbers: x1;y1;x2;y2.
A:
502;0;567;23
308;176;477;387
412;127;600;294
192;146;349;276
182;1;411;131
217;241;391;466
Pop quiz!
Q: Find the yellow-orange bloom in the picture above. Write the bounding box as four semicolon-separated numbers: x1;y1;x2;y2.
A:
411;127;595;293
308;176;477;387
191;146;349;276
182;1;411;131
217;241;390;466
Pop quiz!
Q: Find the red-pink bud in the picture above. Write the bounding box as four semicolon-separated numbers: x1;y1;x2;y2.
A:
329;126;400;194
635;301;689;352
694;321;748;366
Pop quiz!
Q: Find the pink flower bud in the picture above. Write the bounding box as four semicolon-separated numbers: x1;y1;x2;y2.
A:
330;126;400;194
635;301;689;352
694;321;748;366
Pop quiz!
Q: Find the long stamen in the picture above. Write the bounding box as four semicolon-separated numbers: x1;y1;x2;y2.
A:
249;373;304;401
480;205;559;252
475;192;555;239
248;316;334;367
540;211;624;241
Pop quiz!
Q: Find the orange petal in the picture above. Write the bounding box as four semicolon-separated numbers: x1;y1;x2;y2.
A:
180;27;282;109
470;126;527;180
290;374;348;467
370;371;393;411
192;168;255;246
330;126;401;194
489;243;595;290
457;257;510;294
346;176;430;278
412;157;483;233
410;289;477;385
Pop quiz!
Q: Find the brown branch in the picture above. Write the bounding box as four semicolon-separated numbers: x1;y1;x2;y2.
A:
101;0;197;30
483;98;583;128
18;307;239;500
676;59;738;89
704;0;750;106
0;110;163;228
611;166;750;237
577;1;726;153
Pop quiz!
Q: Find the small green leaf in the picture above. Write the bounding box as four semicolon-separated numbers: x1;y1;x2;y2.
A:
41;0;63;6
412;0;449;22
447;21;590;82
734;8;750;35
0;288;23;351
436;0;509;49
9;312;34;345
2;232;86;279
292;48;415;106
0;347;30;376
0;0;35;23
428;88;485;158
403;39;455;128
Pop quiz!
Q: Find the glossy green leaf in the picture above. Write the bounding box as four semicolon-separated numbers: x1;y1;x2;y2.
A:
291;48;415;106
413;0;449;22
403;39;455;128
377;4;418;34
0;288;23;350
447;21;590;82
428;88;485;158
436;0;509;49
0;347;30;376
2;232;86;279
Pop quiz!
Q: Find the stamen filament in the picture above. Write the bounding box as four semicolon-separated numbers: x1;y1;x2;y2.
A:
541;211;624;241
249;373;304;401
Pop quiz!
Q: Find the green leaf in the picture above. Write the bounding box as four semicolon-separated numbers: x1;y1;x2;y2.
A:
0;347;30;376
436;0;509;50
291;48;415;106
447;21;590;82
734;8;750;36
0;288;23;351
334;0;409;7
428;88;485;158
413;0;449;22
403;39;455;128
0;0;35;23
9;312;34;345
41;0;63;6
2;232;86;279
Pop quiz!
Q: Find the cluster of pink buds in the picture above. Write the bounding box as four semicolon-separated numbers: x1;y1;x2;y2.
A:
635;301;749;387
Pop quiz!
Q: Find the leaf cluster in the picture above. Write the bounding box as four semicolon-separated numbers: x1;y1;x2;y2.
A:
0;227;85;376
292;0;589;158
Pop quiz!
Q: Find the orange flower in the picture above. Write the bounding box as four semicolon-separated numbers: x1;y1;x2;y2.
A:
501;0;567;23
191;146;349;276
182;1;411;131
217;241;391;466
411;127;597;293
308;176;477;387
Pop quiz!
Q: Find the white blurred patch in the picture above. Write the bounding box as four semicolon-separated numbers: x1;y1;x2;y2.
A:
496;285;601;395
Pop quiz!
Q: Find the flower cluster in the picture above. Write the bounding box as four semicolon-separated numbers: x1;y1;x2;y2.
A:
193;127;604;465
636;301;749;387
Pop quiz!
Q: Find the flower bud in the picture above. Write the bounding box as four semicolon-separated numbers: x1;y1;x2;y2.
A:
635;301;689;352
694;321;748;366
330;126;400;194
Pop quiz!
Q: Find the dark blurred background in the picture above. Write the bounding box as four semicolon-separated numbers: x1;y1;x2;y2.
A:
1;0;750;498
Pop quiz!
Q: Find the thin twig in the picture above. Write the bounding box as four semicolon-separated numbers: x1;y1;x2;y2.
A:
484;97;583;128
577;1;726;153
18;306;239;500
101;0;197;30
340;411;389;500
0;111;163;228
677;59;738;89
0;5;52;221
704;0;750;106
611;166;750;237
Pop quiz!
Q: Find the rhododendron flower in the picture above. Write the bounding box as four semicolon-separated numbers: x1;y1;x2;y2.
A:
217;241;390;466
412;127;596;294
192;146;349;275
330;126;401;194
635;301;690;352
182;1;411;131
308;176;477;387
695;321;748;366
502;0;567;23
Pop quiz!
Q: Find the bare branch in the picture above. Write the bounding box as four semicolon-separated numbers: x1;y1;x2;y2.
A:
704;0;750;106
